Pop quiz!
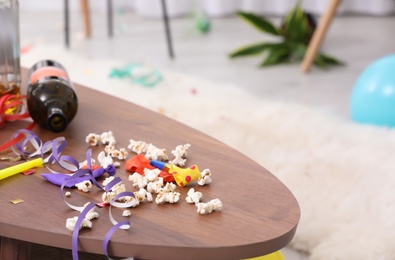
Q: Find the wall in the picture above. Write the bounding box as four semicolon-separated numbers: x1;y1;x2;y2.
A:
19;0;395;16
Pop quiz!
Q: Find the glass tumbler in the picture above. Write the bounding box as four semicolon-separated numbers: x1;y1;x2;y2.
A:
0;0;20;96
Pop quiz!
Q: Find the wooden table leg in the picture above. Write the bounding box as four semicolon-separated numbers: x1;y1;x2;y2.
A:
80;0;91;39
300;0;342;73
0;237;31;260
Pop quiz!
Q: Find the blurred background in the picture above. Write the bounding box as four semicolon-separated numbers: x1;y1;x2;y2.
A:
18;0;395;122
13;1;395;259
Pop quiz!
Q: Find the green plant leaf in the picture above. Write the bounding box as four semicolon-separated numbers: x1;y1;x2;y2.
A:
229;42;279;58
282;4;314;45
237;11;280;36
314;54;329;69
260;43;291;66
318;52;345;65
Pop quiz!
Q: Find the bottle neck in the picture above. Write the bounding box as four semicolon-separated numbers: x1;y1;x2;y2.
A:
47;106;67;133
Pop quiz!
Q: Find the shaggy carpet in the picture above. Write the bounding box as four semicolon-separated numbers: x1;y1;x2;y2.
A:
21;45;395;260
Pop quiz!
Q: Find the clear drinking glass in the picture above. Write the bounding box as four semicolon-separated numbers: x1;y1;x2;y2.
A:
0;0;20;96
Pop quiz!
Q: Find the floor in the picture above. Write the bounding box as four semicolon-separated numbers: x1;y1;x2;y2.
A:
18;8;395;260
19;10;395;121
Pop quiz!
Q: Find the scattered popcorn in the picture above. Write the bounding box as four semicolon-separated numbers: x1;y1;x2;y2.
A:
102;176;115;187
104;144;116;154
84;202;99;220
66;216;92;231
75;180;93;192
146;178;164;194
162;182;177;193
122;210;131;217
198;169;212;186
102;183;127;203
128;139;148;154
210;198;224;211
169;143;191;166
155;189;180;204
65;191;71;197
165;191;180;204
134;188;148;202
146;192;153;202
128;172;148;189
196;198;223;215
101;131;116;146
185;188;203;204
143;168;160;182
127;140;168;161
79;158;96;169
85;133;101;146
109;148;128;160
169;156;186;167
145;143;168;161
98;151;114;168
124;196;140;207
113;161;121;168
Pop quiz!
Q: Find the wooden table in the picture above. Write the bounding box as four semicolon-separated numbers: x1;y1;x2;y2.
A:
0;70;300;259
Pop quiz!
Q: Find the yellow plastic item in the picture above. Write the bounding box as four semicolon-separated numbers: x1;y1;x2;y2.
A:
0;158;43;180
244;250;285;260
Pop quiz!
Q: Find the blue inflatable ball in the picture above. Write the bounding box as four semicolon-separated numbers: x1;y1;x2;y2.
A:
350;54;395;127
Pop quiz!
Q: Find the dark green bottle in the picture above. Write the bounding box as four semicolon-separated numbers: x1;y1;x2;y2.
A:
27;60;78;133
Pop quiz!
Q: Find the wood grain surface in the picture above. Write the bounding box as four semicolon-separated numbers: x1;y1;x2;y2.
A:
0;69;300;259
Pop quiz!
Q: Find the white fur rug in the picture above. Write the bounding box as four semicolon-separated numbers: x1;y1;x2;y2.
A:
21;45;395;260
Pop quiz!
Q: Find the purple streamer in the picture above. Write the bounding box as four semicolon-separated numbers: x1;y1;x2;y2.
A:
72;202;95;260
102;220;131;259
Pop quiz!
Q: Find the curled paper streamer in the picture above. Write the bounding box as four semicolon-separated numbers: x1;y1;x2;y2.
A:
102;177;134;259
72;202;96;260
0;94;30;127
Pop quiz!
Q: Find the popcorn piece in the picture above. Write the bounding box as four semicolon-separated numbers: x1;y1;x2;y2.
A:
113;161;121;168
108;147;128;160
146;192;153;202
210;198;224;211
185;188;202;204
168;156;187;167
79;158;96;168
145;143;168;161
101;131;116;146
196;198;223;215
146;178;164;194
124;196;140;207
104;144;116;155
122;210;131;217
85;133;101;146
166;191;180;204
102;183;126;203
128;172;148;188
84;202;99;220
75;180;92;192
143;168;160;182
169;143;191;166
66;216;92;231
155;191;166;204
155;190;180;204
127;139;148;154
98;151;114;168
134;188;148;202
163;182;177;193
198;169;212;186
102;176;115;187
65;191;71;197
